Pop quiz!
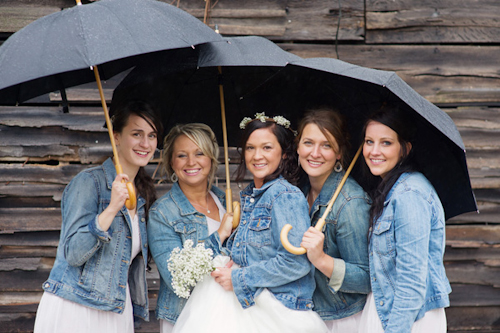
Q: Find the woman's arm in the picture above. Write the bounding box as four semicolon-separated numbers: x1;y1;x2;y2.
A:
147;205;184;292
331;197;371;293
384;191;432;333
62;172;111;266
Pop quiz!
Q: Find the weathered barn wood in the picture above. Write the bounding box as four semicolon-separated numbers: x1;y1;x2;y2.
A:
366;0;500;44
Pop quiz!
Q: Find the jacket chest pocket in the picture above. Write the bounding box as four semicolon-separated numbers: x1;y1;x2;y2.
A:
247;216;272;247
173;221;198;242
372;219;395;256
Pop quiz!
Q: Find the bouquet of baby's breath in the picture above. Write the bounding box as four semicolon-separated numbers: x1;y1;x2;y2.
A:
167;239;215;299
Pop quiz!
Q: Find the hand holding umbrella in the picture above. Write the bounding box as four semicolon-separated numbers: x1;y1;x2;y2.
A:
281;146;362;255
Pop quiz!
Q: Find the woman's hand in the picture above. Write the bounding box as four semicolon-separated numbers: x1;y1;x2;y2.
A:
217;212;234;242
211;261;234;291
301;227;333;277
98;174;129;231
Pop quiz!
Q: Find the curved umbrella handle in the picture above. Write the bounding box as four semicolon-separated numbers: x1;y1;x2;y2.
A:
232;201;241;229
226;188;240;228
281;146;363;255
115;163;137;210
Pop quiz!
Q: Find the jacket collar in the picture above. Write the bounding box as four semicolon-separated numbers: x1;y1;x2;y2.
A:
170;181;226;216
242;176;283;197
302;171;345;207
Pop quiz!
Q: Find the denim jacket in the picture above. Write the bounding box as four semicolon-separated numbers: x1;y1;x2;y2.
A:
225;176;315;311
304;171;371;320
42;158;150;320
370;172;451;332
147;182;226;323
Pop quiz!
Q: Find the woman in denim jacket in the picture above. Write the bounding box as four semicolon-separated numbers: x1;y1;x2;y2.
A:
298;109;371;332
34;100;163;333
195;113;327;332
147;123;234;332
358;105;451;332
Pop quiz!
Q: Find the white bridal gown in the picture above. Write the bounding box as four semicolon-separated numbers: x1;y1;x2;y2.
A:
168;193;327;333
34;212;141;333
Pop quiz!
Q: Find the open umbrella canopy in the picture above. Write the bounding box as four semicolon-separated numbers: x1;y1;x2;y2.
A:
0;0;222;105
111;35;301;146
240;57;477;220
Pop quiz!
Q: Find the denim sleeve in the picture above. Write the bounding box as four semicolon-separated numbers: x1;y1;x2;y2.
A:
385;191;432;333
203;231;230;256
62;172;109;267
147;206;184;293
232;191;312;305
329;197;371;294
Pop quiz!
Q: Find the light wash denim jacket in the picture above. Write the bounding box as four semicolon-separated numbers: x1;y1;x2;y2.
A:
147;183;226;323
370;172;451;332
42;158;150;320
226;176;316;310
303;171;371;320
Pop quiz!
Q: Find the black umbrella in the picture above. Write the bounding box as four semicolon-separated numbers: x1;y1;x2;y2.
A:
0;0;222;208
112;35;300;220
242;57;477;222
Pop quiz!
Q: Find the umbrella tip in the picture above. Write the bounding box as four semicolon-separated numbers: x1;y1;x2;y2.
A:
215;24;220;34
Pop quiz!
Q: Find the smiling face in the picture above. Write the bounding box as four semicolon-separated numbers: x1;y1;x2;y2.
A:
245;127;283;188
297;123;340;185
363;120;404;179
171;134;212;190
114;114;158;171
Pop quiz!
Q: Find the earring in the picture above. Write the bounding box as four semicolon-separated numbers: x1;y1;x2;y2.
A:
170;172;178;183
334;160;343;172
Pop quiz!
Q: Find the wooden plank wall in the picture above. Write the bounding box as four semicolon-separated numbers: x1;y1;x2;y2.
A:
1;0;499;332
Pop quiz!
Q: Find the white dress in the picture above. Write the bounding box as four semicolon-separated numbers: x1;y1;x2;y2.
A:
167;193;327;333
358;292;447;333
160;191;224;333
34;212;141;333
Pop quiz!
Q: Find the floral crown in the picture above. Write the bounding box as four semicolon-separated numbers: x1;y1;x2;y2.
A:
239;112;295;134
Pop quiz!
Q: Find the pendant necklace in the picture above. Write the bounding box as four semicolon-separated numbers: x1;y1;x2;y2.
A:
191;193;211;214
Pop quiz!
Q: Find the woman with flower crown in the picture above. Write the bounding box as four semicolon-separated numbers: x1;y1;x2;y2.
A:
147;123;234;333
171;113;327;332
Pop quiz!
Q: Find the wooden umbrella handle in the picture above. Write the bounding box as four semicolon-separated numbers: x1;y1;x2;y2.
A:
281;145;363;255
93;66;136;210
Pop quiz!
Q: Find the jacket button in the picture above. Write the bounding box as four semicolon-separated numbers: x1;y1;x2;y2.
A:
236;242;240;247
141;218;145;222
250;198;255;203
380;301;384;306
44;283;50;288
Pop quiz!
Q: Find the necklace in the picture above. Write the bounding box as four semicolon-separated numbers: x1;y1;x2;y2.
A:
190;193;211;214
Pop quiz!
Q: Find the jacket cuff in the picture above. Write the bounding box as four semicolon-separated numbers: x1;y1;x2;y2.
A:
88;216;112;243
328;258;346;292
231;268;255;309
203;232;230;256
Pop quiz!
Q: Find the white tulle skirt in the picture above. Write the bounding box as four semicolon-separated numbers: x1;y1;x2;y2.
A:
34;285;134;333
358;292;447;333
171;256;327;333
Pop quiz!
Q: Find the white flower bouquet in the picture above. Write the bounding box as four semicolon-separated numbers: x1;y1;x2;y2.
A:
167;239;215;299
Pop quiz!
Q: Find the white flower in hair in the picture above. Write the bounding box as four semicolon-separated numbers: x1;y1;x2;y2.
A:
272;116;291;129
239;112;293;132
239;117;252;129
254;112;268;122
